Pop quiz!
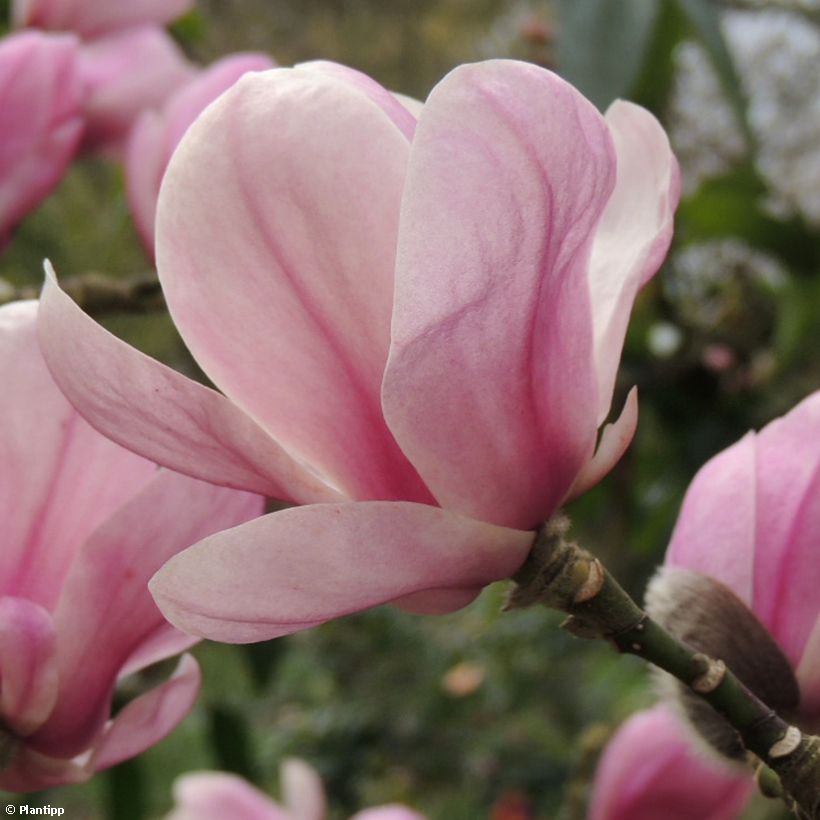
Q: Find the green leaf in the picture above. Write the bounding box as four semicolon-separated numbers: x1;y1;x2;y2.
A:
555;0;660;110
677;165;820;275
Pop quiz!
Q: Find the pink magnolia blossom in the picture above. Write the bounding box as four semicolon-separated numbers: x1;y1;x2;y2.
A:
0;31;84;245
78;25;197;154
0;300;262;792
588;705;753;820
591;391;820;818
38;60;679;642
126;51;275;253
12;0;194;39
663;390;820;724
166;761;426;820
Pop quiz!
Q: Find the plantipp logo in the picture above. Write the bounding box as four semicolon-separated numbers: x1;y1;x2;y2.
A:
6;808;65;816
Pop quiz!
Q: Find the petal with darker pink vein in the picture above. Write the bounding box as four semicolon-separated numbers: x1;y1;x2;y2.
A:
383;60;615;530
28;470;260;758
150;502;533;643
38;269;339;504
0;300;156;609
155;65;431;503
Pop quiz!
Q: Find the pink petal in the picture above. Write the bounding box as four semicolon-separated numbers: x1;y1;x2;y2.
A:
28;470;261;758
566;387;638;500
588;706;752;820
666;432;757;606
150;502;533;642
168;772;291;820
0;300;156;609
0;31;84;241
13;0;194;37
0;597;58;736
351;809;427;820
38;267;340;503
117;624;198;680
751;392;820;669
0;747;87;793
382;60;616;529
155;64;431;503
126;51;275;252
79;25;197;154
280;758;327;820
587;101;680;425
87;654;201;773
796;616;820;725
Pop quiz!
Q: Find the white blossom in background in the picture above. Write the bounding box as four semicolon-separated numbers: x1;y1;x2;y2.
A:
671;8;820;224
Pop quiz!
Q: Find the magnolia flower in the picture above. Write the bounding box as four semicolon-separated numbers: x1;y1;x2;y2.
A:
12;0;194;39
0;300;262;791
78;25;197;154
39;59;679;642
166;761;425;820
126;52;276;253
588;706;753;820
590;391;820;817
0;31;84;245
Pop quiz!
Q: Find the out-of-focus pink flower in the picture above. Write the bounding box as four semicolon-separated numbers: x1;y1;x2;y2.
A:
39;60;679;642
588;706;753;820
78;25;197;155
12;0;194;39
0;31;84;245
126;51;275;253
663;390;820;724
166;760;426;820
0;300;262;792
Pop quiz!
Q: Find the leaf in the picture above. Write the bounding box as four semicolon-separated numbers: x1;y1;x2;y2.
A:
555;0;660;110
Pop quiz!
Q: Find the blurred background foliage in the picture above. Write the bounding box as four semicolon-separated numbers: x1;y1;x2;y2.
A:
2;0;819;817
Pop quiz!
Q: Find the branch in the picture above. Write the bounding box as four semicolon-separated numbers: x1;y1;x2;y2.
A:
0;271;164;314
506;516;820;819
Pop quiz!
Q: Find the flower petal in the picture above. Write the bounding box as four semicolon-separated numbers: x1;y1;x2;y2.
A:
167;771;291;820
150;502;533;642
28;470;260;758
383;60;616;529
589;706;752;820
666;432;756;606
351;809;427;820
14;0;194;37
751;392;820;669
280;758;327;820
587;101;680;425
155;64;431;502
0;597;58;736
126;51;274;252
79;25;196;154
0;31;84;241
87;654;200;773
38;267;339;503
0;300;156;609
566;387;638;500
796;616;820;725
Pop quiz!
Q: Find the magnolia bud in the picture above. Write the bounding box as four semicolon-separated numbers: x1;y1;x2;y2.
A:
646;567;800;761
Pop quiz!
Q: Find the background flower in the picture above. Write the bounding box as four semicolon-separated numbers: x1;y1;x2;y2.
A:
0;299;262;791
